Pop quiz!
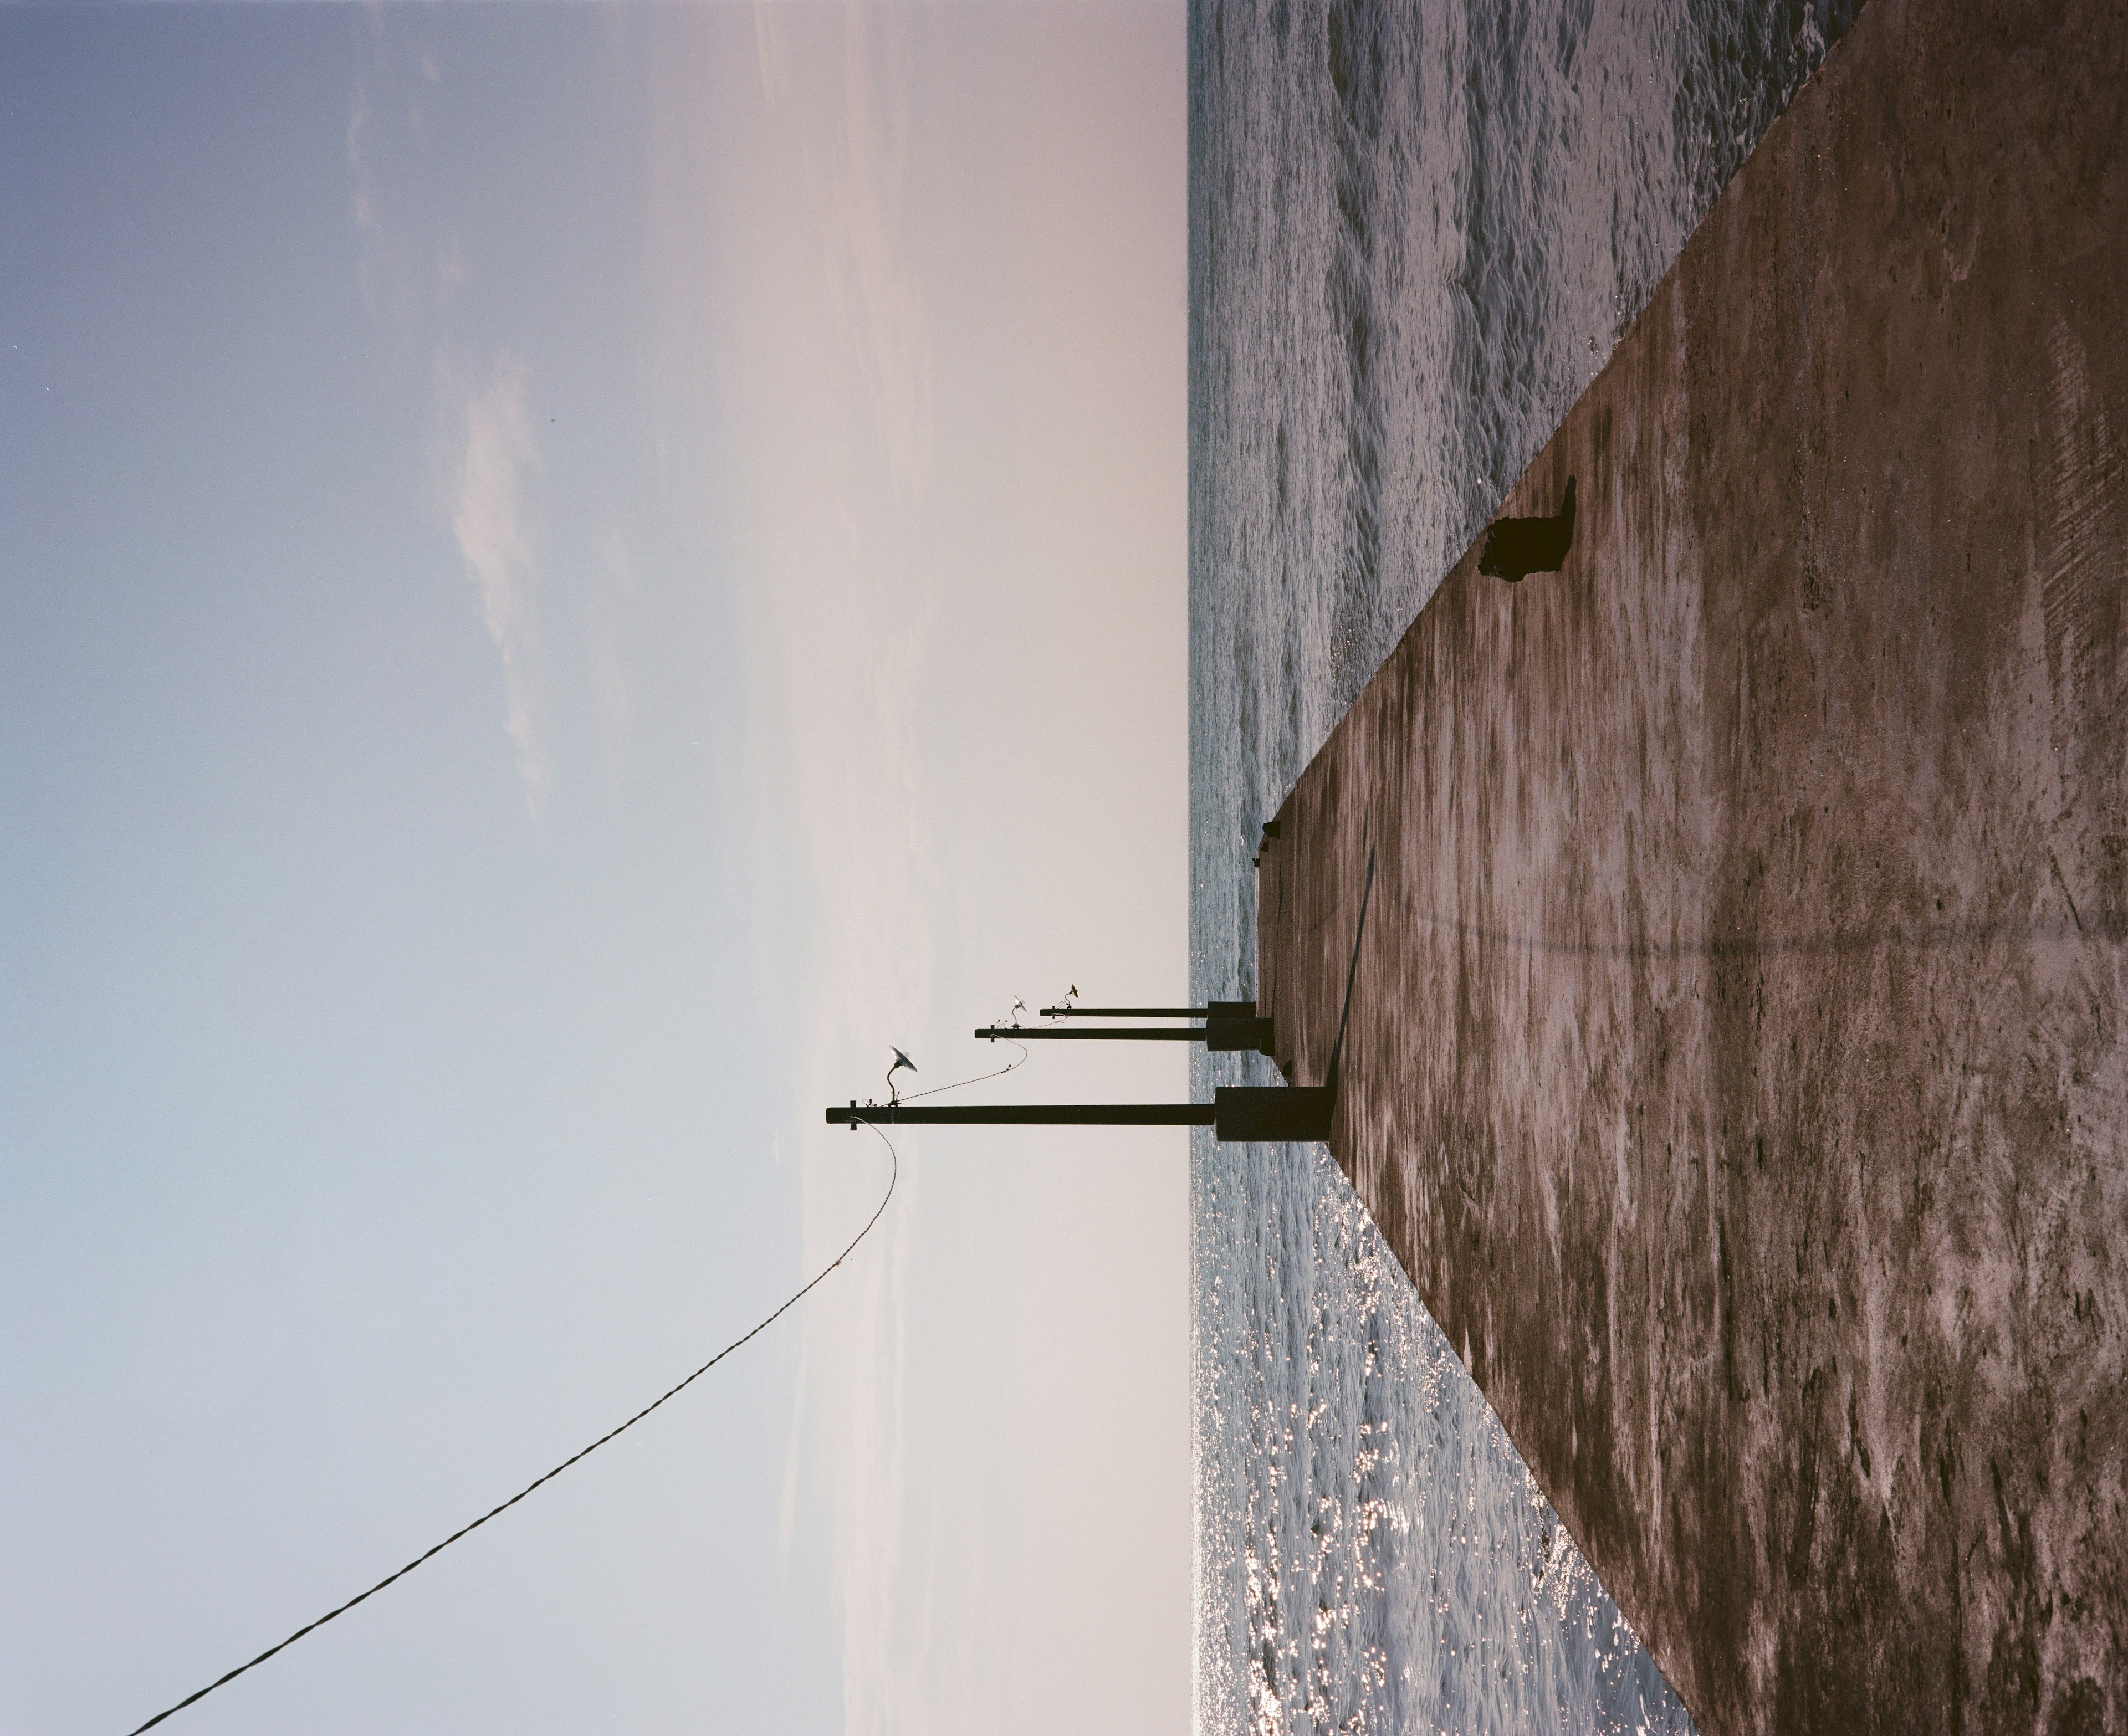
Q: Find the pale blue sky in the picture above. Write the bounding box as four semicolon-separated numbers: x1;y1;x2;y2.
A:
1;7;1188;1733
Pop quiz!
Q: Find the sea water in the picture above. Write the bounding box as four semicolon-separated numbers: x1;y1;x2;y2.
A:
1187;0;1857;1729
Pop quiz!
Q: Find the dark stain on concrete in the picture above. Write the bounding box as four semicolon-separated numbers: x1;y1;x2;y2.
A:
1254;0;2128;1728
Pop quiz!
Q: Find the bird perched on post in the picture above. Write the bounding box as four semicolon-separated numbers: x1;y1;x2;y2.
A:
887;1047;917;1102
1478;475;1577;582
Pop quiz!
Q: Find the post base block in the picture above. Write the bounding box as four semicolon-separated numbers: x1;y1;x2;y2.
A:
1213;1085;1333;1142
1205;1017;1277;1054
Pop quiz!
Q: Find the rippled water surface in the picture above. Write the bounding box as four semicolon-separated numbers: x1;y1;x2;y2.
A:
1188;0;1856;1729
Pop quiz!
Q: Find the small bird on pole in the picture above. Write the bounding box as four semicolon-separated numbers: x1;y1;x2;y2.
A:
887;1047;917;1103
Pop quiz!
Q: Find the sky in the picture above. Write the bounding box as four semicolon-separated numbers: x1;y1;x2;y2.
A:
0;7;1190;1734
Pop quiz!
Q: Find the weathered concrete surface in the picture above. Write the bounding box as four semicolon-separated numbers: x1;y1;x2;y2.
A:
1255;0;2128;1729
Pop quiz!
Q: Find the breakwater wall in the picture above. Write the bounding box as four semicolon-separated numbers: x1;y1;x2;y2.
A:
1255;0;2128;1728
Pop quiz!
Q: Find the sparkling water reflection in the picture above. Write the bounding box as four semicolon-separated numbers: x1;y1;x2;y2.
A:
1193;1140;1691;1734
1189;0;1858;1728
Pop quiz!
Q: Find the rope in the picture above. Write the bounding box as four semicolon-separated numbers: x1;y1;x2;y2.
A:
122;1129;901;1736
893;1035;1029;1103
878;994;1054;1107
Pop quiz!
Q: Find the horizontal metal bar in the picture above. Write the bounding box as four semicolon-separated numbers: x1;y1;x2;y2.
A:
979;1017;1277;1055
976;1026;1205;1039
828;1102;1215;1126
1037;1001;1256;1020
823;1085;1331;1141
1036;1007;1204;1018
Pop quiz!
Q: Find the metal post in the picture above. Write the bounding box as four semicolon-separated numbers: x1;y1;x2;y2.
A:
975;1018;1276;1054
828;1102;1214;1128
1036;1001;1257;1020
824;1085;1330;1142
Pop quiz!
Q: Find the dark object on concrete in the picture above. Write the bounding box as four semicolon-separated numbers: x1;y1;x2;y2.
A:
824;1084;1330;1141
1477;474;1576;581
1255;0;2128;1728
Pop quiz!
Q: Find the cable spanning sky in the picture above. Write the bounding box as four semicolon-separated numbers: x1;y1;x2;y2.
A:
0;7;1188;1733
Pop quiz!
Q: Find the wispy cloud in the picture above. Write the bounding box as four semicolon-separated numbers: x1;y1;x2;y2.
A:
753;0;934;505
688;6;944;1719
643;8;1195;1728
350;15;550;817
436;354;546;817
585;531;637;800
346;38;394;321
820;3;933;507
347;9;441;337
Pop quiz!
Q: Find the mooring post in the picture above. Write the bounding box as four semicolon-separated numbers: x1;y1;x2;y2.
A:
973;1017;1276;1054
825;1085;1329;1142
1037;1001;1257;1020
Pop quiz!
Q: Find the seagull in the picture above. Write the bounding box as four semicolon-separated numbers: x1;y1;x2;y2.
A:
1479;475;1577;582
885;1046;918;1104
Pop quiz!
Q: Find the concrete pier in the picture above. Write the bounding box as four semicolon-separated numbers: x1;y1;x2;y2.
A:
1255;0;2128;1729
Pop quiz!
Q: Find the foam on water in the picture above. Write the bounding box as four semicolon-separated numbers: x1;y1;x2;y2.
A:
1188;0;1857;1728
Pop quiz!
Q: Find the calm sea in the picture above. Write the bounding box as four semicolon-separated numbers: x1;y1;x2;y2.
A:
1186;0;1857;1729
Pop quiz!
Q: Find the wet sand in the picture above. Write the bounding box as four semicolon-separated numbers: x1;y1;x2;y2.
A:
1255;0;2128;1727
